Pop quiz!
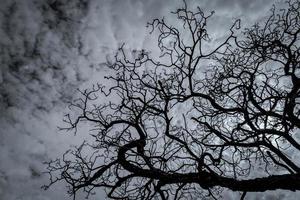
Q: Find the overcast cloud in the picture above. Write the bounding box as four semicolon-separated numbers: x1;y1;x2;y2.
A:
0;0;299;199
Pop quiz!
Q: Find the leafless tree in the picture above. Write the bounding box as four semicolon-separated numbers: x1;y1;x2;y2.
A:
44;1;300;199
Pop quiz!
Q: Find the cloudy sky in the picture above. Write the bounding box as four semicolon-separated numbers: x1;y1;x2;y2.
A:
1;0;299;199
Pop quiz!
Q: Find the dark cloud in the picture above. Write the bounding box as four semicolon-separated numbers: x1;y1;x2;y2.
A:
0;0;298;199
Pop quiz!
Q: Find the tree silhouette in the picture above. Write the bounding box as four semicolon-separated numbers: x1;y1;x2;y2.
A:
44;1;300;199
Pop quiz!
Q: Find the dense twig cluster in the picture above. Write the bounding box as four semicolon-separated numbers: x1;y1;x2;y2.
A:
45;1;300;199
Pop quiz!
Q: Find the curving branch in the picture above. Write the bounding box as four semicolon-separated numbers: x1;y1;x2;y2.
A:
45;1;300;199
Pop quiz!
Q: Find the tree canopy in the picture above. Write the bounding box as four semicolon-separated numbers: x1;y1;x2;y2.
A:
45;0;300;199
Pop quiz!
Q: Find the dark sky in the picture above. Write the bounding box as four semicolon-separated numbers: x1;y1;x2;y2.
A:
0;0;298;199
